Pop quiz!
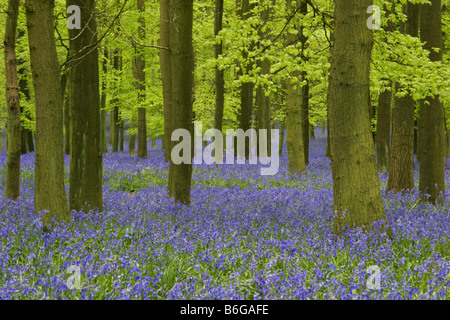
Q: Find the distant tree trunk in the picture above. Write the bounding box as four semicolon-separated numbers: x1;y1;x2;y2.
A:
418;0;445;204
376;88;392;171
111;50;120;153
68;0;102;212
100;49;108;154
17;30;33;154
168;0;194;204
160;0;172;162
328;0;389;236
4;0;21;200
256;2;272;157
26;0;70;228
285;0;305;174
64;73;71;155
136;0;147;158
387;3;419;193
214;0;225;136
300;0;309;165
279;119;285;156
238;0;254;159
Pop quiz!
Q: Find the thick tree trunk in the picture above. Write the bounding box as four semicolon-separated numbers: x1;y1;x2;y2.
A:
328;0;389;236
160;0;172;162
387;3;419;193
68;0;102;212
168;0;194;204
26;0;70;227
4;0;21;200
418;0;445;204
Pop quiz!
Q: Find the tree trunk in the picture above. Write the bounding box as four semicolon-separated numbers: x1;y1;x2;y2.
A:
376;88;392;171
168;0;194;204
111;50;120;153
4;0;21;200
136;0;147;158
328;0;389;236
300;0;309;165
160;0;172;162
387;3;419;193
279;118;285;156
26;0;70;227
214;0;225;136
238;0;254;159
68;0;102;212
418;0;445;204
100;49;108;154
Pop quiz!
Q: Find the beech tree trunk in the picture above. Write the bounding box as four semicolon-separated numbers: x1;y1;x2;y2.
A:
387;3;419;193
328;0;389;236
136;0;147;158
100;49;108;154
168;0;194;204
160;0;172;162
4;0;21;200
214;0;225;136
68;0;102;212
418;0;445;204
26;0;70;227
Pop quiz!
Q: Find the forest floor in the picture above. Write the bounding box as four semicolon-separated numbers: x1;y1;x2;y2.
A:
1;131;450;299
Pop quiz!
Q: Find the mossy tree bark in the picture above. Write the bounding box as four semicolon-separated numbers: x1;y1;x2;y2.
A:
68;0;102;212
160;0;172;162
387;3;419;193
100;49;108;154
168;0;194;204
328;0;389;236
4;0;21;200
418;0;445;204
26;0;70;227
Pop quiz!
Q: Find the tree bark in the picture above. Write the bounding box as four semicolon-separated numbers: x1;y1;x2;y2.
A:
136;0;147;158
168;0;194;204
418;0;445;204
68;0;102;212
4;0;21;200
26;0;70;227
328;0;389;236
376;88;392;171
100;49;108;154
160;0;172;162
214;0;225;136
387;3;419;193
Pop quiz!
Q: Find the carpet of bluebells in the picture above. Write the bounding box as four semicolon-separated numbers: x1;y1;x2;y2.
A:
1;131;450;300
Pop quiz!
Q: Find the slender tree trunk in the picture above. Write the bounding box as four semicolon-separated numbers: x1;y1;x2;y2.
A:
160;0;172;162
376;88;392;171
17;30;33;155
111;50;120;152
279;118;285;156
64;84;70;155
328;0;389;236
26;0;70;227
100;49;108;154
4;0;21;200
168;0;194;204
418;0;445;204
238;0;254;159
300;0;309;165
68;0;102;212
387;3;419;193
214;0;225;136
136;0;147;158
